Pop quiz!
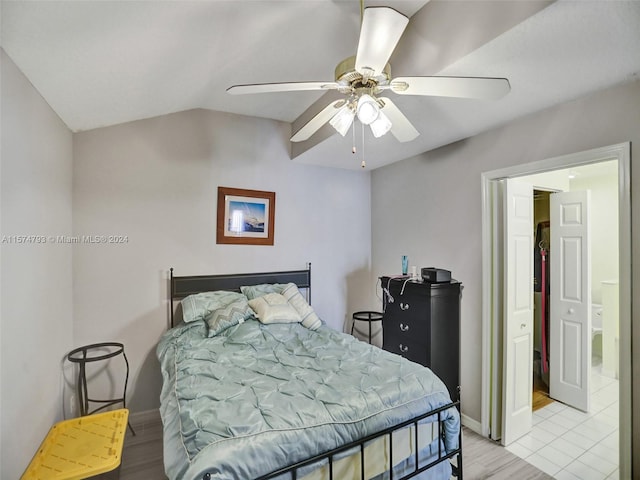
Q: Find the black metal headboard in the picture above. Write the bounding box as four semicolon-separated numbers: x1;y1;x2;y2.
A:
169;264;311;327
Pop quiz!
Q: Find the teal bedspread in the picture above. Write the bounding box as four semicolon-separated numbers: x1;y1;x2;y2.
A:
157;319;459;480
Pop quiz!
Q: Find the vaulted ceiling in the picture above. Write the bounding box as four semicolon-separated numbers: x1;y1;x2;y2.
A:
2;0;639;170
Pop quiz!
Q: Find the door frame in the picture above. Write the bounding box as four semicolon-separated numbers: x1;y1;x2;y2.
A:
480;143;631;477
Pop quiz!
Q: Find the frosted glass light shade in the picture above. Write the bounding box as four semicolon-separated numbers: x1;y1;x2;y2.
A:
370;110;392;138
357;94;380;125
329;107;355;136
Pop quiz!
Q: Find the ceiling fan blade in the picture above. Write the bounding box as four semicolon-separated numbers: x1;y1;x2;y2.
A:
290;100;346;142
378;97;419;143
390;76;511;100
227;81;339;95
355;7;409;78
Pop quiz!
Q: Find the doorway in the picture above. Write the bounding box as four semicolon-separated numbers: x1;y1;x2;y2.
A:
480;143;631;478
532;188;552;412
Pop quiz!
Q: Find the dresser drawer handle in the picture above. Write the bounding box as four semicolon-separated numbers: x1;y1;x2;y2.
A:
399;344;409;353
400;302;410;311
399;323;409;332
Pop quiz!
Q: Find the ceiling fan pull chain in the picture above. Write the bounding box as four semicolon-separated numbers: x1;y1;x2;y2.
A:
352;117;357;154
361;122;366;169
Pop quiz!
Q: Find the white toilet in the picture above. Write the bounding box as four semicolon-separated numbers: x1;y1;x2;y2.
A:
592;304;603;357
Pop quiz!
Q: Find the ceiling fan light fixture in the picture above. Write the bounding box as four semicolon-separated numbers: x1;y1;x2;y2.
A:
228;5;510;149
356;94;380;125
369;110;392;138
329;106;355;136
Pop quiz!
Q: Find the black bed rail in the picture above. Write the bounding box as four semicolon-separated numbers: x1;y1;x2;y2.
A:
201;398;462;480
260;399;461;480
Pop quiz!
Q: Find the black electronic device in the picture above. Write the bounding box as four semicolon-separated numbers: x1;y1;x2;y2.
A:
421;267;451;283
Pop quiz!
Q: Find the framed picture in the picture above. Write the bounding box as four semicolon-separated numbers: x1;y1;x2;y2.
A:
216;187;275;245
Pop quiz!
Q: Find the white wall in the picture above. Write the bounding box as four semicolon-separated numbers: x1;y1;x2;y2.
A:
72;109;372;411
371;79;640;425
0;49;74;478
523;162;618;306
570;167;619;305
525;170;570;192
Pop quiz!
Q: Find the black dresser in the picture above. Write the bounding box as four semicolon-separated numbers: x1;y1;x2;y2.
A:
380;276;462;400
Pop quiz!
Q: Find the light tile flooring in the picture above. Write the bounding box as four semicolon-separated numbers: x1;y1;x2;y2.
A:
506;363;619;480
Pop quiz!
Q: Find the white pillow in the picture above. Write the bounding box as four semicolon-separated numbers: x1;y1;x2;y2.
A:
248;293;302;324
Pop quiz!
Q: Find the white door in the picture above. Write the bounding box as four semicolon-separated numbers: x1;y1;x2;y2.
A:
550;190;591;412
501;179;534;445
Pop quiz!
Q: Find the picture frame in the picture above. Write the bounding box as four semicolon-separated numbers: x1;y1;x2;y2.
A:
216;187;275;245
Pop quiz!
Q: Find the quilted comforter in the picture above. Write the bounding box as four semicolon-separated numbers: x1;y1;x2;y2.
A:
157;319;459;480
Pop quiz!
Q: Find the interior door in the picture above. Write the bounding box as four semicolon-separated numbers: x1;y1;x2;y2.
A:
550;190;591;412
501;178;534;445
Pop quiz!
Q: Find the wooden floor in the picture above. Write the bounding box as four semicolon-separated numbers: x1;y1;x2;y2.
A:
532;389;554;412
111;413;552;480
532;370;554;412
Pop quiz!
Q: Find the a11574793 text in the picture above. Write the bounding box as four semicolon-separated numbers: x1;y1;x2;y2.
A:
1;235;129;244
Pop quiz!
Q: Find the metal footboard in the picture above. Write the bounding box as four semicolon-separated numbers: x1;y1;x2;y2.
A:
252;399;463;480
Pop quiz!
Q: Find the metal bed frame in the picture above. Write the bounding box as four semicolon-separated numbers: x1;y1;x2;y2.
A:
168;264;462;480
170;265;311;328
253;399;462;480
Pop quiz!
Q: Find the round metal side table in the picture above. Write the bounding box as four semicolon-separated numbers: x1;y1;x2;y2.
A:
351;311;384;345
67;342;135;435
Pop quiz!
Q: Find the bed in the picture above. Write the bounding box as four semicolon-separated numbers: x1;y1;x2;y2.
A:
158;265;462;480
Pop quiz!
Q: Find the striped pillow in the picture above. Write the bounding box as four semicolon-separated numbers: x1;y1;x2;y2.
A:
281;283;321;330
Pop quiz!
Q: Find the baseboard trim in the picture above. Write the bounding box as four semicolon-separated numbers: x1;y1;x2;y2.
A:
461;413;482;435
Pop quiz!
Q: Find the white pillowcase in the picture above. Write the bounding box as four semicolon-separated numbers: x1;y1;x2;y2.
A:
248;293;302;324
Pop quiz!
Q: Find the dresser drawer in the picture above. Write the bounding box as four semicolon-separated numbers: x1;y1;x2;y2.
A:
383;336;428;366
383;302;428;338
383;316;429;346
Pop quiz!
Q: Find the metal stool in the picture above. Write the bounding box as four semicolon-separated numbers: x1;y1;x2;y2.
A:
351;311;383;345
67;342;135;435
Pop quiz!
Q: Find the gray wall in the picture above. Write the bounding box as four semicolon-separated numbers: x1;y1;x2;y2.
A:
371;80;640;443
3;41;639;476
72;109;373;412
1;51;372;475
0;50;74;478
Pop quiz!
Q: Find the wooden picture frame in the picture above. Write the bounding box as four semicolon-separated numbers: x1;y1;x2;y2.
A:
216;187;275;245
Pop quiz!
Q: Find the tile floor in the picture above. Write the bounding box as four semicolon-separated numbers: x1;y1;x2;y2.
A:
506;363;619;480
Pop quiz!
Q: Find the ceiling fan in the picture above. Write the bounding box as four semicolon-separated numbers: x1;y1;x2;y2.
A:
227;5;510;144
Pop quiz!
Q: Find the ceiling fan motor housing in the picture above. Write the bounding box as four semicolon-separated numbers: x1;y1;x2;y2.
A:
334;55;391;92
